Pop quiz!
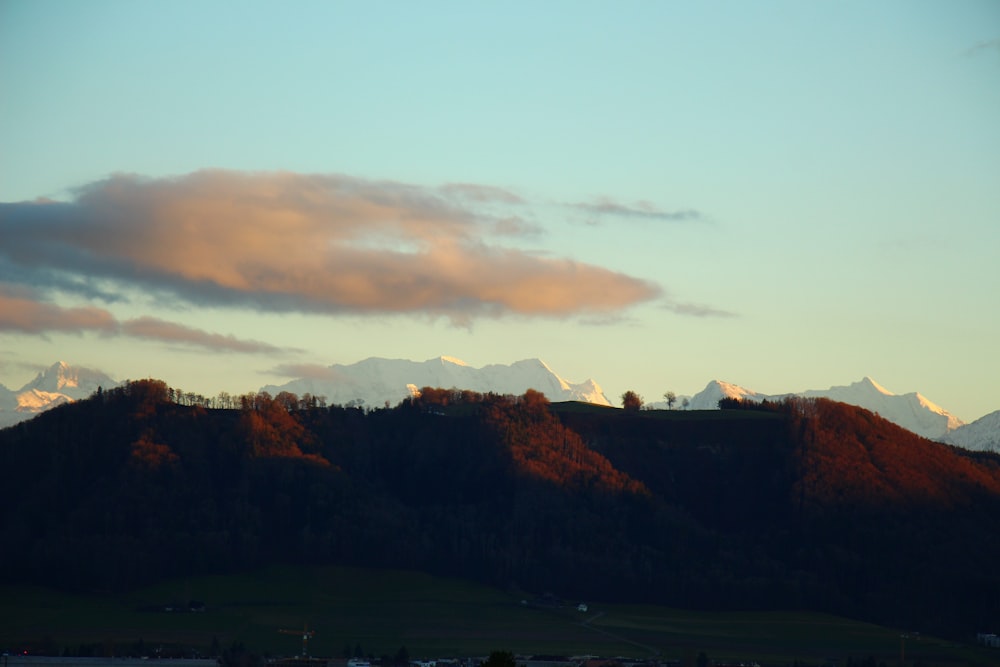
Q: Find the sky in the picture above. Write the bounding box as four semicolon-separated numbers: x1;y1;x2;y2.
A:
1;0;998;423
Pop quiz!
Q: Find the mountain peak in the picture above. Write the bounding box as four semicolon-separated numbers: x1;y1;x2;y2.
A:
53;360;78;390
510;358;553;372
686;376;966;440
687;380;764;410
1;362;119;429
856;376;892;395
26;362;117;393
263;356;612;407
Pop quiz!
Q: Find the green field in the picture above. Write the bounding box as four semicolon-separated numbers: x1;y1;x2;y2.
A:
0;566;993;666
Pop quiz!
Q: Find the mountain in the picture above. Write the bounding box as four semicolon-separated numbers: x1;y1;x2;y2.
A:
3;359;979;444
0;361;119;428
262;356;612;407
941;410;1000;452
800;377;965;439
688;376;964;440
687;380;771;411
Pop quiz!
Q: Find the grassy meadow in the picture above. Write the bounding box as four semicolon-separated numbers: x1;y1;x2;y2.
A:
0;565;994;666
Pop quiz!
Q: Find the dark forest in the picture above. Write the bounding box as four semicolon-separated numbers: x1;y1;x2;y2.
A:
2;380;999;639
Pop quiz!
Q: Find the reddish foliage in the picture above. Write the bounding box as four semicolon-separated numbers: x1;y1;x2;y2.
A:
239;393;329;466
483;389;648;495
791;398;1000;511
129;433;179;470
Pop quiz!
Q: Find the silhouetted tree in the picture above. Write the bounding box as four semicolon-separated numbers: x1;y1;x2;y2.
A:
664;391;677;410
621;390;643;411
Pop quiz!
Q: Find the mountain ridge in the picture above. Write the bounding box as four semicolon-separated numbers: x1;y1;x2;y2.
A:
1;359;989;446
688;376;965;440
261;356;613;408
942;410;1000;452
0;361;119;429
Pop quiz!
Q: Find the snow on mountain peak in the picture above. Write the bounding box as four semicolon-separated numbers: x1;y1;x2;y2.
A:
17;389;73;412
856;376;891;395
687;376;966;440
4;359;983;448
1;362;119;429
687;380;764;410
913;392;949;415
802;378;964;439
942;410;1000;453
25;361;114;395
263;357;612;408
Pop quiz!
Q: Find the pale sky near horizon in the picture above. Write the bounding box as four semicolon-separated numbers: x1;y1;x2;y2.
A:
1;1;998;422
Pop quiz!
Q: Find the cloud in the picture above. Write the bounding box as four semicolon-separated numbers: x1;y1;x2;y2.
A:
121;317;287;354
439;182;525;204
577;313;639;327
965;38;1000;57
662;298;738;318
571;198;703;222
0;285;117;333
0;170;661;321
0;285;287;353
0;257;125;303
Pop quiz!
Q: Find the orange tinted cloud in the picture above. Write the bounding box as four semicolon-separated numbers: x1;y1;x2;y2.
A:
120;317;286;353
0;287;116;333
0;286;285;353
0;170;661;320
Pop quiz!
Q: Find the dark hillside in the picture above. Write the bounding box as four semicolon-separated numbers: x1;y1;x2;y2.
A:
2;383;1000;638
556;406;792;530
787;398;1000;632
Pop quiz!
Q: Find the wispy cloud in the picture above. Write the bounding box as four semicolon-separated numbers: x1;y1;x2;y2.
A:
571;197;703;223
121;317;287;354
0;286;287;353
0;170;661;322
0;285;117;333
662;298;738;318
965;38;1000;58
439;182;525;204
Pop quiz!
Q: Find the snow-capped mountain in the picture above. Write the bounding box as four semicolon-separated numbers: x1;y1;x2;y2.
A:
0;361;118;429
940;411;1000;452
688;376;964;440
800;377;964;440
262;356;612;408
5;360;984;447
687;380;772;411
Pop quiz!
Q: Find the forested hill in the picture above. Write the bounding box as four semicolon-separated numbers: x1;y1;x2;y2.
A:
2;380;1000;638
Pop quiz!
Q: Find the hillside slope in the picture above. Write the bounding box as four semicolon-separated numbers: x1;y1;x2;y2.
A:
0;361;118;428
2;382;999;638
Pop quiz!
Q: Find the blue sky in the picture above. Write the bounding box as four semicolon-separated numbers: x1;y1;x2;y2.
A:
1;0;998;422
